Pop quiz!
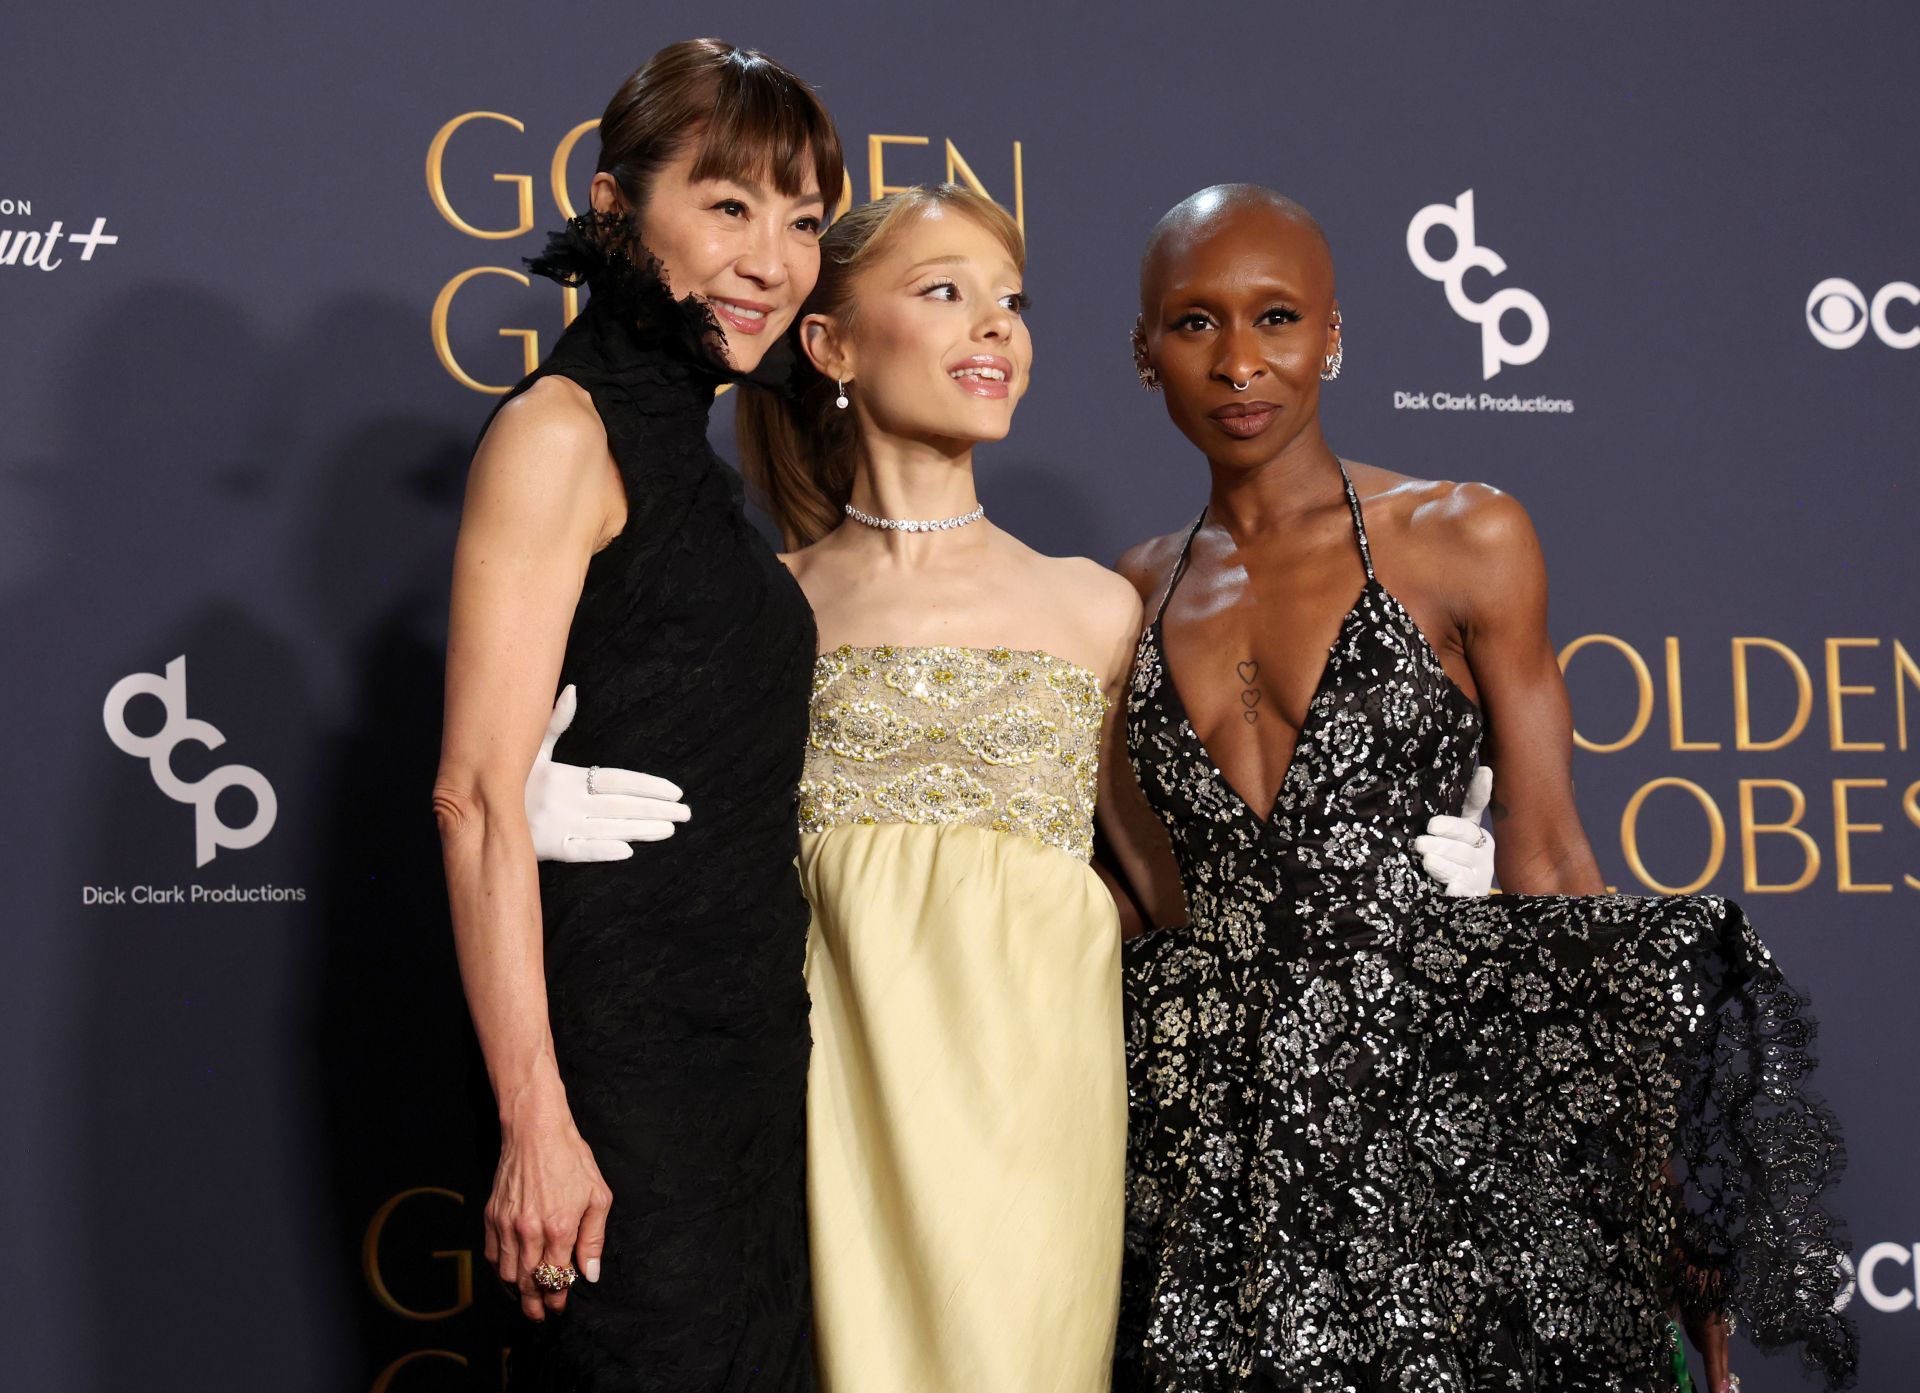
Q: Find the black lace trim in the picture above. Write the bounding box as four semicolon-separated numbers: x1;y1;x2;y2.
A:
526;209;799;395
1670;909;1859;1387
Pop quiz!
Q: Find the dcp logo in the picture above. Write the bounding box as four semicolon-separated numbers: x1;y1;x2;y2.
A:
1806;277;1920;349
1407;190;1549;380
103;656;276;868
1838;1243;1920;1313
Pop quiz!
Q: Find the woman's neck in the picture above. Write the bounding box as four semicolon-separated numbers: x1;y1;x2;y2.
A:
1204;431;1346;538
839;431;985;559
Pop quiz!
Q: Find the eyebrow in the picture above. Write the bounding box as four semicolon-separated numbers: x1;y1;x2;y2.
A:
707;177;826;209
901;254;1024;279
1163;280;1305;300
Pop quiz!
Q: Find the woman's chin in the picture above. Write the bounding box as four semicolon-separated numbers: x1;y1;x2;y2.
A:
715;337;763;373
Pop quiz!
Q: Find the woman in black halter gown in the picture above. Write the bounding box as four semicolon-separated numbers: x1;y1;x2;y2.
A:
1110;187;1855;1392
434;42;840;1390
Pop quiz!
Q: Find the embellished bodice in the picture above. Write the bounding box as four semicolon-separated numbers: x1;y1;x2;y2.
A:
798;644;1108;862
1125;467;1484;944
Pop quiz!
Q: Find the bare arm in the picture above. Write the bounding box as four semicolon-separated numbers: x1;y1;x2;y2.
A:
1450;487;1606;895
1097;697;1188;935
432;378;623;1317
1095;542;1189;934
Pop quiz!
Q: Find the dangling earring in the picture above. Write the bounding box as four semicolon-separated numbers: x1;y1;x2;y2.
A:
1130;323;1160;392
1321;310;1344;382
835;378;849;409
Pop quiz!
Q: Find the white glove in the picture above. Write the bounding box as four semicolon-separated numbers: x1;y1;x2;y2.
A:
524;684;690;862
1412;765;1495;897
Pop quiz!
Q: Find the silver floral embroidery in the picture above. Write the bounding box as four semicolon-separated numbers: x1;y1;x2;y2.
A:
1115;472;1853;1390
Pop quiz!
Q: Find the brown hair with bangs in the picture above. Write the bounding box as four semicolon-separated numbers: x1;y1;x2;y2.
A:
737;184;1026;548
597;38;844;214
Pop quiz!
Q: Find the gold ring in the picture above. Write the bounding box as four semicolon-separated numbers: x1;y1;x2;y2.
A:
531;1263;578;1293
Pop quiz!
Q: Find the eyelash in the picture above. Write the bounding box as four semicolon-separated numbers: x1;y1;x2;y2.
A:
921;280;1031;313
1173;306;1303;331
713;201;823;235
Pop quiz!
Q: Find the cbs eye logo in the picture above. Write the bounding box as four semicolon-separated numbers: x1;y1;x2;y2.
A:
1806;277;1920;350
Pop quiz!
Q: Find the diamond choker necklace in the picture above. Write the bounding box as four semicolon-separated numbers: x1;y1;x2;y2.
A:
843;501;986;534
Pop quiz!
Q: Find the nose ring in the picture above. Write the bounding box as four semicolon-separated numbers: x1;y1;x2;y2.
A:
1229;379;1251;392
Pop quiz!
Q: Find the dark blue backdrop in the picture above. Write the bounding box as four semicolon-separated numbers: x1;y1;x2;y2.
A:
2;4;1912;1389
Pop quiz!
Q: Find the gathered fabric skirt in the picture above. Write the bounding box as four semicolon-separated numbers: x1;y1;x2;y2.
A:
801;823;1126;1393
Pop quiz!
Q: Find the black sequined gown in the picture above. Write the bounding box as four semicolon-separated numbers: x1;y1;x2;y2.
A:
488;216;816;1391
1116;464;1855;1392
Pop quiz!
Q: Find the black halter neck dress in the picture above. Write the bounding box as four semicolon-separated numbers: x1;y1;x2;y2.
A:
1116;463;1854;1392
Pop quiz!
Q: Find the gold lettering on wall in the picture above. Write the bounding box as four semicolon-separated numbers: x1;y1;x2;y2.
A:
1737;779;1820;893
371;1349;468;1393
550;119;601;222
1832;778;1892;892
1895;640;1920;751
1559;634;1655;753
1733;637;1813;751
427;113;535;239
1825;638;1886;751
1665;636;1720;751
1620;777;1726;894
432;116;1030;394
431;267;538;395
868;134;931;200
1903;779;1920;891
944;139;1025;232
363;1186;474;1321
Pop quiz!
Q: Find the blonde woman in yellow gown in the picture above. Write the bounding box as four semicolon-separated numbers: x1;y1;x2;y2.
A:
518;184;1499;1390
750;186;1141;1390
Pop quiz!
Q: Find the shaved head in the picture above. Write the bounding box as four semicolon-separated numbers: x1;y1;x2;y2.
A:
1141;184;1332;305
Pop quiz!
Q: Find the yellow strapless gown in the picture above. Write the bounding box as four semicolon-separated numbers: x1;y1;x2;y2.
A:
797;644;1125;1392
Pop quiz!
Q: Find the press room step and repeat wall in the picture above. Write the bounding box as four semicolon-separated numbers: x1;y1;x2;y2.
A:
3;5;1912;1390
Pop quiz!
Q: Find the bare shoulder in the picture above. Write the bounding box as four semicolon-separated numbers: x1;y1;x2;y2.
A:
461;375;619;551
1113;527;1192;605
1040;552;1143;629
475;375;607;483
1350;461;1540;565
776;533;828;580
1416;479;1540;563
1024;551;1142;687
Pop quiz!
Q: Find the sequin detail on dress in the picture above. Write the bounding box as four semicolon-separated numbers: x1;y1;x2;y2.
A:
799;644;1106;861
1116;466;1855;1392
